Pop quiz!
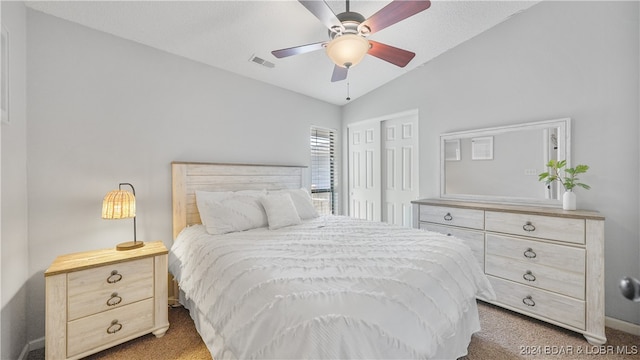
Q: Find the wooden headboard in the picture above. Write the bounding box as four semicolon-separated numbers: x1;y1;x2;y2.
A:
171;162;306;240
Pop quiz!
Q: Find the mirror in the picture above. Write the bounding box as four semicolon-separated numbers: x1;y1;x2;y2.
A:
440;118;571;206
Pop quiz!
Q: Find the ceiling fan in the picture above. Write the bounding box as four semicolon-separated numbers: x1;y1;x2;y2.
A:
271;0;432;82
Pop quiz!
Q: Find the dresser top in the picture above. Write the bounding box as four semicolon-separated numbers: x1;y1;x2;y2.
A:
412;198;605;220
45;241;168;276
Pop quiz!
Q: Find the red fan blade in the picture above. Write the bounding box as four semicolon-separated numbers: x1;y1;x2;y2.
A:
331;65;348;82
367;40;415;67
360;0;431;35
272;42;327;58
299;0;344;32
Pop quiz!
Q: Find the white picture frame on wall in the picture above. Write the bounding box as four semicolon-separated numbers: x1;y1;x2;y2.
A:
444;139;460;161
1;25;9;125
471;136;493;160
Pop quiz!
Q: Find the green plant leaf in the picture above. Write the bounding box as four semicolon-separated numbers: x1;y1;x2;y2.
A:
538;160;590;192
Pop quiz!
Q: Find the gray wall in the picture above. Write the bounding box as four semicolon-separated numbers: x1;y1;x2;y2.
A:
343;1;640;325
1;2;29;359
25;8;340;343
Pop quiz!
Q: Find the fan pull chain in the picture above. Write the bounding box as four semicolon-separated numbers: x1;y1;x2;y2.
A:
346;82;351;101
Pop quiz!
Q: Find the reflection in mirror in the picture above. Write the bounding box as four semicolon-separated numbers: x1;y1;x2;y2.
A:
440;118;570;206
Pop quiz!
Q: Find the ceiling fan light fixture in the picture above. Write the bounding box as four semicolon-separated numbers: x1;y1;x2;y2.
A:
326;34;370;68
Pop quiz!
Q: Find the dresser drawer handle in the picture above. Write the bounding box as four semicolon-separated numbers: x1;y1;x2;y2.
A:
523;271;536;282
522;296;536;307
107;270;123;284
443;213;453;221
523;248;537;259
106;292;123;307
106;320;123;334
522;221;536;232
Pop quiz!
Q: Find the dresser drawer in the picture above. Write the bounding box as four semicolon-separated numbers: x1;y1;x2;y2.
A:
67;298;154;357
485;211;585;244
68;258;154;320
419;205;484;230
485;253;584;299
420;223;484;268
488;276;585;330
486;234;585;274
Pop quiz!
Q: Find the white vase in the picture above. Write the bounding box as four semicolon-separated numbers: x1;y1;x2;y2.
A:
563;190;576;210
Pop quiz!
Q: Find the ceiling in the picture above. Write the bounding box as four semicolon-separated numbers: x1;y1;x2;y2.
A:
24;0;539;105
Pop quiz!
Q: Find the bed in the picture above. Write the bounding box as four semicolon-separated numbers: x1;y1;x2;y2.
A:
169;162;495;359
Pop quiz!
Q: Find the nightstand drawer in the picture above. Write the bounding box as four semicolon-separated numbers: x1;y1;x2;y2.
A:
419;205;484;229
68;258;154;320
67;298;154;357
485;211;585;244
489;276;585;330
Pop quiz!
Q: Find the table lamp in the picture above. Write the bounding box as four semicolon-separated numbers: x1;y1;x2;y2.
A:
102;182;144;250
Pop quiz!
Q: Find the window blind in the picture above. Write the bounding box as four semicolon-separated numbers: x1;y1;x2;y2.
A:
310;127;338;215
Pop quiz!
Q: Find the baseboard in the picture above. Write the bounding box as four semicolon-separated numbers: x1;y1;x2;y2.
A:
17;337;44;360
606;316;640;336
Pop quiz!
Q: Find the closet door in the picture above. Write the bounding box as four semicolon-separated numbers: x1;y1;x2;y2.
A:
382;114;419;227
348;122;381;221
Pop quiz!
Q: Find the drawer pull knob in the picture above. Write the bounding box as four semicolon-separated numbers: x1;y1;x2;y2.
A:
522;222;536;232
106;292;123;307
443;213;453;221
107;320;123;334
523;271;536;282
522;296;536;307
523;248;537;259
107;270;123;284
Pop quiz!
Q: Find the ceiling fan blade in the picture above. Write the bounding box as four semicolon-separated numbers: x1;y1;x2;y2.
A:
331;65;348;82
272;42;327;58
299;0;344;31
361;0;431;35
367;40;416;67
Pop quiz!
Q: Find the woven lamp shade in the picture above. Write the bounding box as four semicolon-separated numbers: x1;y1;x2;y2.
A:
102;190;136;219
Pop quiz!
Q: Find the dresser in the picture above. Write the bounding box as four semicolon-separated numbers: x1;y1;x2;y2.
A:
412;199;606;345
45;241;170;359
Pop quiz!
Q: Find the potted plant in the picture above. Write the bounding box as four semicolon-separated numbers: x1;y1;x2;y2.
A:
538;160;590;210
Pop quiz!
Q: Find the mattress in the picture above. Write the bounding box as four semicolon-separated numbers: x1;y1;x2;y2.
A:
169;215;495;359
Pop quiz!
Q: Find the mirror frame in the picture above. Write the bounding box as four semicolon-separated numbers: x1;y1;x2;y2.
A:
440;118;571;206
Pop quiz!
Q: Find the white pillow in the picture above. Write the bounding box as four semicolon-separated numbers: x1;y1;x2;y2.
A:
261;192;302;230
196;190;267;235
271;188;319;220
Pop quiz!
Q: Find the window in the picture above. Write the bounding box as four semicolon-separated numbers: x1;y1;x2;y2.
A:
310;127;338;215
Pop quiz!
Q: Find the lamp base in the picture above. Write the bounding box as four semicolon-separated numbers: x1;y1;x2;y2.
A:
116;241;145;251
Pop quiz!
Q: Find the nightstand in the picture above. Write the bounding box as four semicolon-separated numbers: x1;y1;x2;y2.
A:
45;241;170;360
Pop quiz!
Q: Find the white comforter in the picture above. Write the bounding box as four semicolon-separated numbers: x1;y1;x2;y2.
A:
169;216;495;359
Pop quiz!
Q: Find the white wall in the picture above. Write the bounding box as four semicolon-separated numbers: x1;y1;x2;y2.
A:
343;1;640;325
25;9;341;342
1;1;29;359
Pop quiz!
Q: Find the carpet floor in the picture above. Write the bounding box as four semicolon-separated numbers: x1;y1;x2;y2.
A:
28;302;639;359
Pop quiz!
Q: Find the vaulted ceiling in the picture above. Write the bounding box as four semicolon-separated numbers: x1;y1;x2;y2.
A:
25;1;539;105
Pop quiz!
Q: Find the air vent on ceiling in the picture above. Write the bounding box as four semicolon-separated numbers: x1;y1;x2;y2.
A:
249;55;275;69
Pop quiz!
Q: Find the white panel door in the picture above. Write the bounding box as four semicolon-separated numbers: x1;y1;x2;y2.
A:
382;114;419;227
348;122;381;221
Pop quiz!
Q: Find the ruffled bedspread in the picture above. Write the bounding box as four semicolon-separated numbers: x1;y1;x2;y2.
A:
169;215;495;359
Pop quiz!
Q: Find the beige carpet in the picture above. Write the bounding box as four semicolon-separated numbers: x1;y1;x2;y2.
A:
29;302;640;359
463;302;640;359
